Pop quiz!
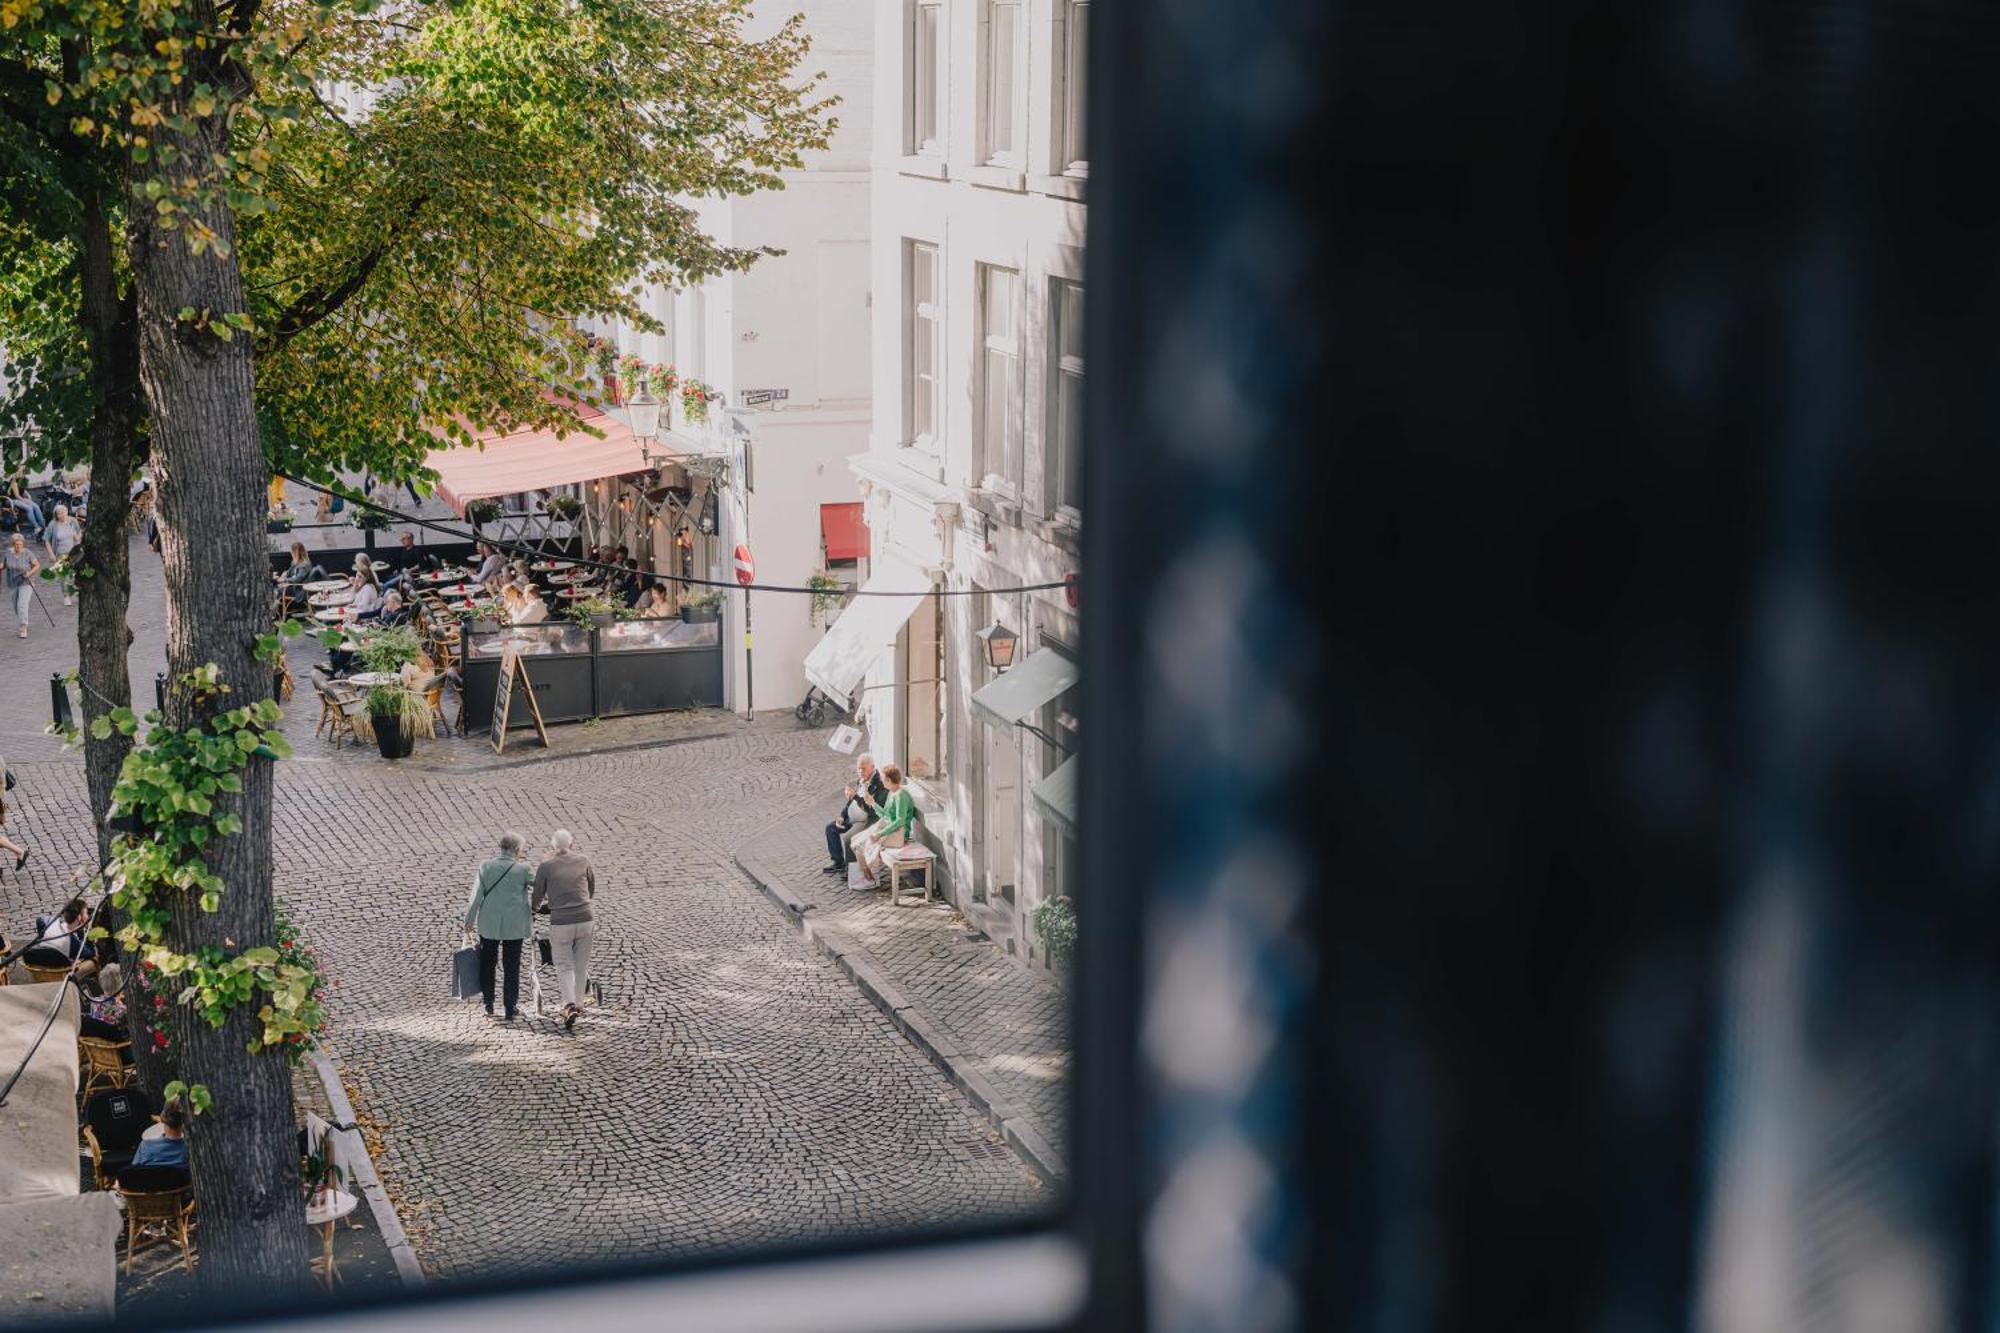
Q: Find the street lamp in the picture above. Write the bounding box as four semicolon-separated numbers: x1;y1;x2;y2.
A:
627;390;668;468
976;621;1018;673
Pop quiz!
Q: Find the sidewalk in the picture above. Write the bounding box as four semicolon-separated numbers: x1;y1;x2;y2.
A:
736;806;1071;1184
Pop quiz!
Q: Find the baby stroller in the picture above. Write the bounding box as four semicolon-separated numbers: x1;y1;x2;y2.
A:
794;684;843;727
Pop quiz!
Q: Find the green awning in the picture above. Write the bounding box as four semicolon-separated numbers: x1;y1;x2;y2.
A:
1031;755;1079;833
970;649;1079;729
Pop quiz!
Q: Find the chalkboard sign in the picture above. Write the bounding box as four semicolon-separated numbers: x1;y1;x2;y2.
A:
489;646;550;755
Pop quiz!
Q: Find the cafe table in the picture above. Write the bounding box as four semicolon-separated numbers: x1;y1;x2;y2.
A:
313;609;352;624
558;585;604;599
345;671;404;689
308;591;354;608
305;1187;359;1290
436;582;480;596
302;579;348;593
417;569;466;584
529;560;570;572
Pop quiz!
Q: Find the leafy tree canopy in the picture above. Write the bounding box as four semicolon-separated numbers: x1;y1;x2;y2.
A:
0;0;835;482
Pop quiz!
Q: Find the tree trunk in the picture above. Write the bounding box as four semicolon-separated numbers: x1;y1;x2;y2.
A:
126;83;308;1296
73;187;139;868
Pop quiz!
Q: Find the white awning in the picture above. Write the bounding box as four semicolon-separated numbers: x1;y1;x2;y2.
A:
970;649;1079;729
1031;754;1079;833
0;983;79;1205
803;567;932;710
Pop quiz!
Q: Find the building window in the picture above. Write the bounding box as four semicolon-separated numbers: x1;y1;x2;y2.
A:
982;0;1025;165
910;1;945;155
1060;1;1089;172
1050;279;1084;515
979;265;1023;491
906;242;942;450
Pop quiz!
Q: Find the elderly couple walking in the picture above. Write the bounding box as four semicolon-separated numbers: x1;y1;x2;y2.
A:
464;829;597;1030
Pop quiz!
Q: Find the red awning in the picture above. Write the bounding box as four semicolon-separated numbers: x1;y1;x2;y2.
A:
821;502;870;562
423;402;667;516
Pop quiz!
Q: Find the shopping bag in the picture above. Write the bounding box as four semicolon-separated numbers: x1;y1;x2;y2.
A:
846;859;873;891
451;944;481;1000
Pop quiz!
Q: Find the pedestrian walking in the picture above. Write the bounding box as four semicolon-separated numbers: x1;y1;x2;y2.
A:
4;533;40;639
42;504;81;606
464;832;533;1021
532;830;597;1030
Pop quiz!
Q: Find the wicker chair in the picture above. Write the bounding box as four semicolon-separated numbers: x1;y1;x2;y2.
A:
116;1167;195;1272
78;1035;132;1099
22;958;70;984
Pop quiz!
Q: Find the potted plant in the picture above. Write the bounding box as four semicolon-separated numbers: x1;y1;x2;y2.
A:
267;506;294;534
807;572;845;627
365;684;433;760
357;624;423;674
1031;895;1076;972
681;588;723;624
566;594;627;628
680;378;712;424
351;507;391;532
541;494;583;522
464;498;501;525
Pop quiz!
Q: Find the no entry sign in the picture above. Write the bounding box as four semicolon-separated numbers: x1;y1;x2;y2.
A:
733;544;755;586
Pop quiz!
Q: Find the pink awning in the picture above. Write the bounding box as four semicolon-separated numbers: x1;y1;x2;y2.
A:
424;402;662;516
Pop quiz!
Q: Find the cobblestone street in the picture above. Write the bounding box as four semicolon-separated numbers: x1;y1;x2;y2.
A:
0;536;1048;1282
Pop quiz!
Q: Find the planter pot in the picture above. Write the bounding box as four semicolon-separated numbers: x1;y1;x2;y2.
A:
682;604;720;625
267;519;293;534
589;611;618;627
369;711;415;760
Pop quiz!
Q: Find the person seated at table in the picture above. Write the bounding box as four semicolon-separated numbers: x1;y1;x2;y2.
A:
5;480;44;535
129;1099;190;1170
347;567;383;619
382;532;422;589
361;589;410;627
33;897;98;977
517;588;550;625
472;541;506;587
499;584;526;623
638;583;676;618
276;541;321;586
619;559;649;608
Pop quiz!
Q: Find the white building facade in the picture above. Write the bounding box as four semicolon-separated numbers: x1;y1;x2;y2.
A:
821;0;1086;965
585;0;876;716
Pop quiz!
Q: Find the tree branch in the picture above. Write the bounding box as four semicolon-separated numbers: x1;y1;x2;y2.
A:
261;191;430;353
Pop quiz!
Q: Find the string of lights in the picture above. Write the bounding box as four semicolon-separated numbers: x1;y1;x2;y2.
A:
280;476;1077;598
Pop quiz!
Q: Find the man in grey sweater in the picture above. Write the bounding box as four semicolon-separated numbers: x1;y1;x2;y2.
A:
532;829;597;1029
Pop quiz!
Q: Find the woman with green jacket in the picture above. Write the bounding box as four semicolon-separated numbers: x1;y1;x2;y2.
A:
852;763;917;884
465;831;533;1020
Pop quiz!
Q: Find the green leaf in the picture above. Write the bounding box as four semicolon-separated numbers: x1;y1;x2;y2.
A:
88;716;112;740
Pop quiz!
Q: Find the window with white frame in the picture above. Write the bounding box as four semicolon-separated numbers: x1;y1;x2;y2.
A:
1061;1;1089;172
910;1;945;156
906;242;942;450
1050;279;1084;514
979;265;1023;490
982;0;1026;165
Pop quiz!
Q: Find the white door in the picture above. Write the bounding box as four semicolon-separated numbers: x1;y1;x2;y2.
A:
985;722;1019;905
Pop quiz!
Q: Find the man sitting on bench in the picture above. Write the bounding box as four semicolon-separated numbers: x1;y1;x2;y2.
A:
824;753;888;875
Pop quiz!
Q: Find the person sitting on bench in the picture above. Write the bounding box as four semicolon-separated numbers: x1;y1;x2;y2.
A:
823;753;888;874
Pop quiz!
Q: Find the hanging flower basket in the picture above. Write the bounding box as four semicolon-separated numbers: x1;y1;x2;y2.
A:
464;499;502;525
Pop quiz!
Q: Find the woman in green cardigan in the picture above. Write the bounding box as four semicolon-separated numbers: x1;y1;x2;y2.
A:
853;763;916;883
464;831;533;1019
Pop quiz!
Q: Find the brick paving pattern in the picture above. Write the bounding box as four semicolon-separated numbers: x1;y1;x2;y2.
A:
0;534;1048;1283
737;810;1072;1168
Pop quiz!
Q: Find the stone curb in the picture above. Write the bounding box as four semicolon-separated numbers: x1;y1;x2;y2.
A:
734;847;1070;1186
309;1047;426;1289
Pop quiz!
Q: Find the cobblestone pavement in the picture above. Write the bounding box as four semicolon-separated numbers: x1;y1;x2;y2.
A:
737;812;1071;1168
0;537;1048;1281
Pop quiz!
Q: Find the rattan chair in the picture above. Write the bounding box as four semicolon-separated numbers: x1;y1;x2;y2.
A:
22;959;70;984
116;1167;195;1272
77;1035;132;1099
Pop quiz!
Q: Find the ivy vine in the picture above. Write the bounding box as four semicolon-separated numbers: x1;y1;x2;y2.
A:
73;649;331;1109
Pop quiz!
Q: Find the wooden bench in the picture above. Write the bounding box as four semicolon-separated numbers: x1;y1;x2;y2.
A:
883;844;938;906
